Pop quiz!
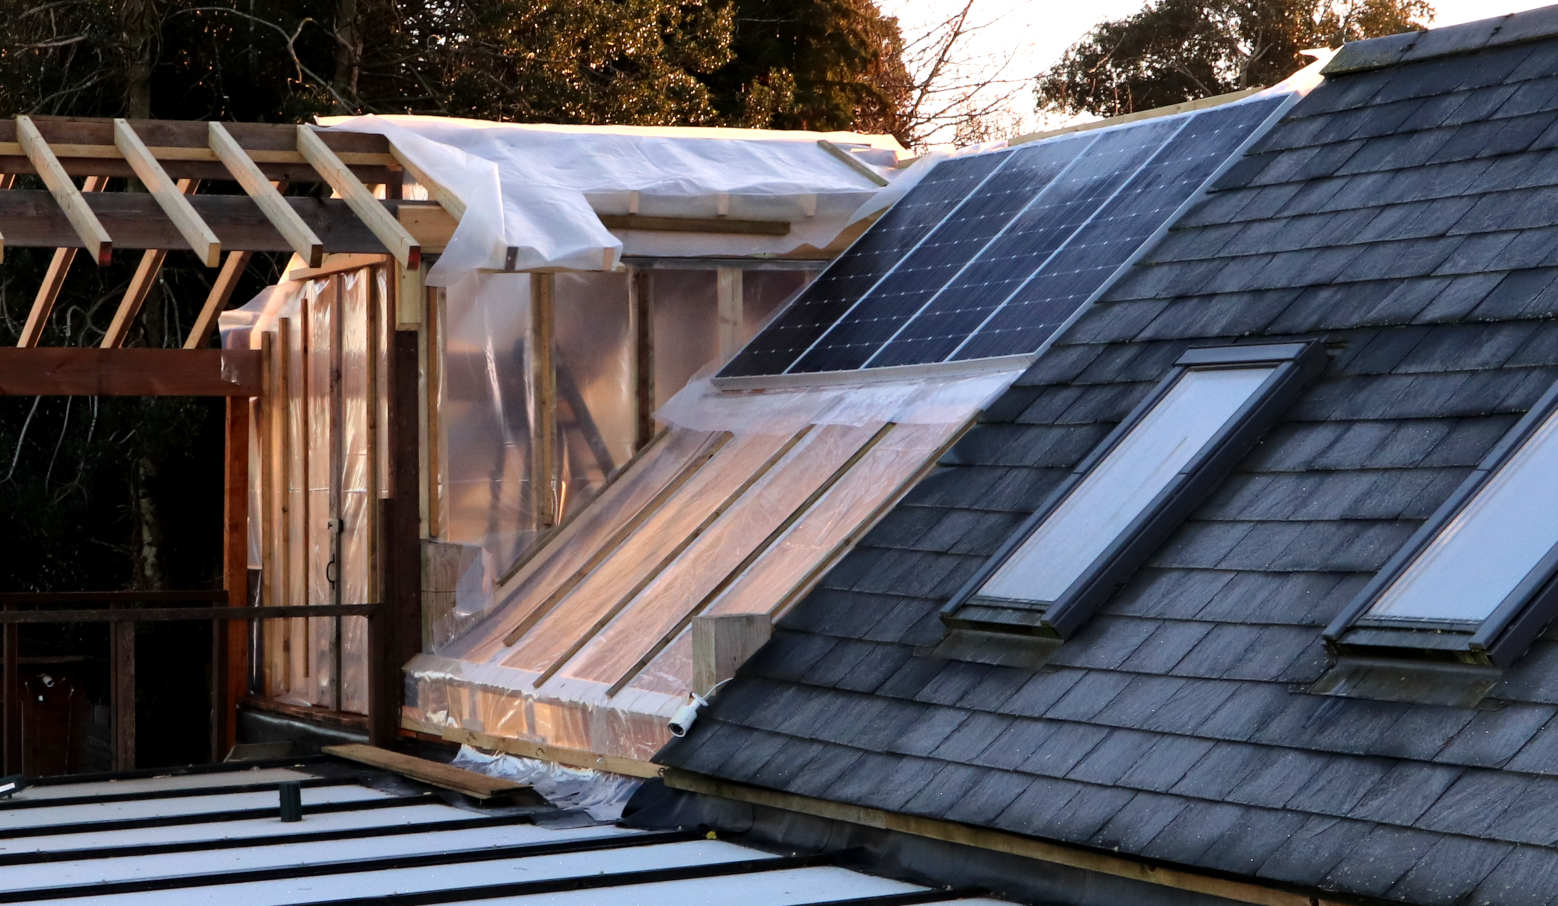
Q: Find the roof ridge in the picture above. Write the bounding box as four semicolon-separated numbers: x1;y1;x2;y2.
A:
1325;5;1558;76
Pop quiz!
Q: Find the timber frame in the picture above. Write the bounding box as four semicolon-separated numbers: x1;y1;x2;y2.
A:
0;115;443;769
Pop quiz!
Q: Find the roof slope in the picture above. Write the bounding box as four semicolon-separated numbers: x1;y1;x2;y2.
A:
660;16;1558;906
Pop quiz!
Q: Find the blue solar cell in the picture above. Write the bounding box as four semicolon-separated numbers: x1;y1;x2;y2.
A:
719;152;1007;377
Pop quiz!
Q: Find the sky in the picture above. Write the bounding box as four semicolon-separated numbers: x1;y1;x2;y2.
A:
874;0;1558;144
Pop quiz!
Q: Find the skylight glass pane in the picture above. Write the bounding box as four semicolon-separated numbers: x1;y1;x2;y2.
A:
1368;405;1558;622
980;366;1274;604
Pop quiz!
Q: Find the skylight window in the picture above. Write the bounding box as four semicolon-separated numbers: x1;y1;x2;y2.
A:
1326;380;1558;665
937;342;1324;665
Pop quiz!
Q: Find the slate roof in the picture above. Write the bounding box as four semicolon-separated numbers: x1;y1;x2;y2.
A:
658;11;1558;906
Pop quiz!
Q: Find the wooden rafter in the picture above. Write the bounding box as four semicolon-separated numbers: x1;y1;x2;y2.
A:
115;119;221;266
16;115;113;265
100;178;199;349
297;125;419;269
183;250;254;349
211;123;324;267
17;175;108;348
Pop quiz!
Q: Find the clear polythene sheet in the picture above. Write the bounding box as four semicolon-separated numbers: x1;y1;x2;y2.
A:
318;116;902;283
555;422;884;688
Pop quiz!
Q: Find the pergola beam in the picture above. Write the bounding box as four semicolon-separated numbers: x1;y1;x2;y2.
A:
115;120;221;267
0;190;448;254
17;115;113;265
297;125;419;269
211;123;324;267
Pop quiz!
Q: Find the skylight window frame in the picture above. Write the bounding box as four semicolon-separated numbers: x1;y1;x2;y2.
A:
938;341;1325;656
1324;379;1558;667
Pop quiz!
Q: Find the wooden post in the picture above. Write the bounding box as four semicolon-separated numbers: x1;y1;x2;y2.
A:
111;605;134;771
530;274;557;529
692;613;771;698
1;610;16;773
715;267;744;360
215;397;250;760
371;325;422;746
629;268;655;450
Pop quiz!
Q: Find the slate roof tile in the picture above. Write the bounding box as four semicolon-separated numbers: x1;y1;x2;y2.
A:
1293;756;1392;816
1434;705;1557;768
1255;815;1374;888
1198;808;1310;877
989;775;1088;840
1114;621;1212;673
928;711;1013;762
1415;770;1529;837
1116;735;1216;792
995;720;1107;776
997;669;1086;718
1387;836;1514;906
1348;761;1464;825
1320;824;1436;899
1065;728;1161;786
1224;748;1332;809
1138;799;1247;865
1485;775;1558;846
940;766;1036;826
902;761;988;818
1087;790;1192;853
1466;845;1558;906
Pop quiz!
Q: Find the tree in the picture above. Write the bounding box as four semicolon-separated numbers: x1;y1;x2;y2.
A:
1036;0;1434;118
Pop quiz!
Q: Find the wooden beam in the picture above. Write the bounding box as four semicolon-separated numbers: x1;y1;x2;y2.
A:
597;213;790;236
17;175;109;347
629;268;655;449
371;327;422;745
218;398;250;760
716;267;743;360
323;743;538;801
183;250;253;349
530;274;557;530
816;139;891;187
0;348;260;396
297;125;419;269
17;115;113;265
100;179;200;349
115;120;220;266
211;123;324;267
691;613;771;697
0;191;446;254
386;146;465;220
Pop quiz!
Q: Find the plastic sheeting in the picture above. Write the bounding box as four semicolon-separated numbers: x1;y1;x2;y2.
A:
450;745;640;820
406;362;1020;760
319;116;905;283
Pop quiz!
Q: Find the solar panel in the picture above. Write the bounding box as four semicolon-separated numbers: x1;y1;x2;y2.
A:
951;96;1287;361
788;131;1098;374
718;93;1289;379
718;152;1007;376
866;121;1179;369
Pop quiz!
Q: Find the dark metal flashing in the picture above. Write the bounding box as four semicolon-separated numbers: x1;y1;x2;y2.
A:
0;829;707;903
1324;376;1558;666
940;341;1325;646
0;790;442;839
298;853;833;906
1309;655;1503;707
0;812;538;867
